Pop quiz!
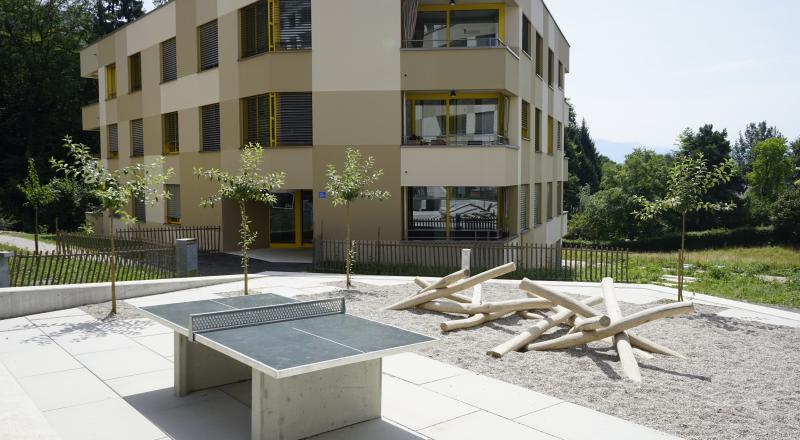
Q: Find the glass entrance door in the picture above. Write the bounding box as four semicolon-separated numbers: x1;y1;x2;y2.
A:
270;190;313;248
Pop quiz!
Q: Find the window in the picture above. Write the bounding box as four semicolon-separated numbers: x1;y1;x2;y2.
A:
533;183;542;225
548;49;555;87
133;196;146;223
522;15;531;56
405;93;508;145
534;108;542;152
107;124;118;158
243;92;312;147
131;119;144;156
547;182;553;220
547;115;554;154
198;20;218;71
201;103;220;151
162;112;179;154
411;4;504;48
557;121;563;150
105;64;116;100
165;184;181;224
161;38;177;82
129;53;141;92
407;186;507;240
241;0;311;57
535;33;543;77
521;100;530;140
558;60;564;89
520;184;530;231
557;181;563;214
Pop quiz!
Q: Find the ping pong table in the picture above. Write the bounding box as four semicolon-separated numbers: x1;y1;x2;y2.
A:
137;293;436;440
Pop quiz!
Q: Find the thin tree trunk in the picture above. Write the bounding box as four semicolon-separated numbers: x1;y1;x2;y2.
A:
345;202;351;289
678;212;686;302
34;207;39;254
240;202;249;295
109;209;117;314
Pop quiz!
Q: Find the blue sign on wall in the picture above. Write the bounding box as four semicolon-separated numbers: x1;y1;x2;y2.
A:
318;191;326;199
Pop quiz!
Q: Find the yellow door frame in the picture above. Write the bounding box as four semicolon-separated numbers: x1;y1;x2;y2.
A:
269;190;312;248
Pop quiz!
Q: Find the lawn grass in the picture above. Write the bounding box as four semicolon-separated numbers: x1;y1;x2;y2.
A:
629;246;800;309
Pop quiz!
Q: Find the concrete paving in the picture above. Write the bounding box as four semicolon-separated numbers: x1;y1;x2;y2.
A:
3;272;799;439
0;232;57;252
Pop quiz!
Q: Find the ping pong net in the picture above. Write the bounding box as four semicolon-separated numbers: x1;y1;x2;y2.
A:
188;297;346;341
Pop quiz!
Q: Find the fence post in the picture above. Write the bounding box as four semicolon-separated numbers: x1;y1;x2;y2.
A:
461;248;471;276
0;251;12;288
174;238;198;278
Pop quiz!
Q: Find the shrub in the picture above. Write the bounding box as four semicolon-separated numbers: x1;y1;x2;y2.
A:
771;186;800;244
565;226;779;252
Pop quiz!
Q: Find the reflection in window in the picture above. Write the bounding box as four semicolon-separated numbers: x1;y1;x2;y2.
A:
409;186;448;240
407;186;506;241
405;95;507;146
411;11;447;48
449;9;499;47
450;99;498;144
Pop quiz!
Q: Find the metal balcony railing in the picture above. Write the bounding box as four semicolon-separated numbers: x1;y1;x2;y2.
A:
402;133;509;146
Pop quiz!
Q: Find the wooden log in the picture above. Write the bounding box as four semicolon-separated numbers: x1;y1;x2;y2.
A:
520;278;686;357
601;277;641;383
413;278;471;303
418;298;553;315
471;283;482;306
517;311;544;320
569;315;611;333
526;301;695;352
415;269;468;295
387;262;516;310
487;296;604;358
633;348;655;360
440;311;511;332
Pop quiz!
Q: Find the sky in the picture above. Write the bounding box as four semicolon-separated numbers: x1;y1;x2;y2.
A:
143;1;800;163
546;0;800;162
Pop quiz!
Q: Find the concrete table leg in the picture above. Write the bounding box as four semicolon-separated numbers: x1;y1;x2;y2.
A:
251;359;382;440
173;332;251;396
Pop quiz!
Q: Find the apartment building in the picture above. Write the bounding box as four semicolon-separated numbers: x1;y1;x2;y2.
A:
80;0;570;251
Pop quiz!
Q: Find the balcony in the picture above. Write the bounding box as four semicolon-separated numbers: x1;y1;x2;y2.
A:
401;144;518;187
401;44;519;93
82;102;100;131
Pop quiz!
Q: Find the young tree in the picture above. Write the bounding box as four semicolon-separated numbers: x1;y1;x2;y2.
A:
746;138;793;221
634;153;735;301
194;143;285;295
325;147;390;288
51;136;172;314
18;159;56;253
732;121;782;175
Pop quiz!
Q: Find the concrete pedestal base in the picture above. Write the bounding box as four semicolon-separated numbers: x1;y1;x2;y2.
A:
173;333;251;396
251;359;382;440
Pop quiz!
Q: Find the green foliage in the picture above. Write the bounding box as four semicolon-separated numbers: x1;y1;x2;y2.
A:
0;210;19;230
195;143;285;294
46;176;101;230
732;121;782;175
93;0;145;37
567;226;778;251
325;147;390;288
18;159;56;211
746;137;793;221
51;137;173;224
563;100;602;213
770;186;800;244
77;221;95;235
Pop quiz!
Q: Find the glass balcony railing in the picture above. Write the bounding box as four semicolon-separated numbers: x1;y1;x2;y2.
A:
402;37;507;49
402;133;509;146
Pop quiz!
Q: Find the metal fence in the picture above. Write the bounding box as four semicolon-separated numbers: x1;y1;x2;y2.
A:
313;240;629;282
115;225;221;253
56;232;163;253
8;247;175;287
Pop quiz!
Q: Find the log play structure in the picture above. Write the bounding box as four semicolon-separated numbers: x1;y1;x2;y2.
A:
387;250;694;383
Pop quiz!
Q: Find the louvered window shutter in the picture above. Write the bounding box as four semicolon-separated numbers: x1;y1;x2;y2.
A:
201;104;220;151
134;197;146;222
166;185;181;221
199;21;218;71
108;124;118;157
278;0;312;50
276;92;312;145
161;38;177;82
131;119;144;156
520;185;529;230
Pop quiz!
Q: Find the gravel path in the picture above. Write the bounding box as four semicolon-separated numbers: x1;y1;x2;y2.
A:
0;232;57;252
82;280;800;440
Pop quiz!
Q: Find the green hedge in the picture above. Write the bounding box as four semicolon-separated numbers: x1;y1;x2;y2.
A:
565;226;780;252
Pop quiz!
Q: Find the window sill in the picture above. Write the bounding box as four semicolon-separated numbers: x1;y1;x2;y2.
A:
199;65;219;73
200;149;221;153
522;50;532;60
536;74;544;81
129;154;144;158
163;151;180;156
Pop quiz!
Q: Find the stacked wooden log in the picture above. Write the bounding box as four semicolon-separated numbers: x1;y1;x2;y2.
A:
389;257;694;382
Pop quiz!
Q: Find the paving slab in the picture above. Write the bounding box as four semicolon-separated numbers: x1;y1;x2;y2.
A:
383;353;470;385
44;397;164;440
45;322;139;355
133;332;174;357
309;418;429;440
516;401;682;440
423;373;562;419
0;361;61;440
0;316;36;331
0;343;82;378
76;345;173;380
420;410;558;440
382;375;478;431
27;308;90;321
106;368;174;397
17;368;117;412
0;327;52;354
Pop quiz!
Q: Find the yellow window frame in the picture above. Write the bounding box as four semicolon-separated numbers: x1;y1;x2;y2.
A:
241;0;281;57
105;64;116;100
417;3;505;46
162;112;179;154
406;92;506;143
269;190;312;249
547;115;554;155
242;93;279;148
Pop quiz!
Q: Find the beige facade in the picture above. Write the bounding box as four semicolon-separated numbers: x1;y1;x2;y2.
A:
80;0;570;250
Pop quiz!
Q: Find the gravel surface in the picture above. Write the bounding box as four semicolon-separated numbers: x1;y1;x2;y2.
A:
81;281;800;440
303;281;800;440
